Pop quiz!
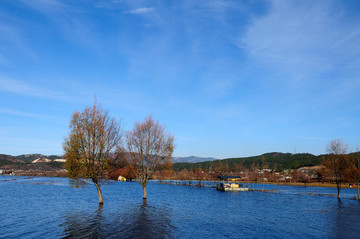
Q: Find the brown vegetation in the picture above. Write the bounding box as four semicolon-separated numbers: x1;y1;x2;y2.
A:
14;170;66;177
324;139;349;199
63;101;123;204
124;115;175;199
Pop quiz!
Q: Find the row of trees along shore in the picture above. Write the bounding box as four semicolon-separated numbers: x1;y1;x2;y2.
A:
158;144;359;200
63;101;175;204
63;102;360;203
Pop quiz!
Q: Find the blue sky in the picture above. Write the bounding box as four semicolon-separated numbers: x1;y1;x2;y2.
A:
1;0;360;158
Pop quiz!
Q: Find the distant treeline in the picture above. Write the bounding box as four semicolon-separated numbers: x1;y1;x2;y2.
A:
172;152;328;172
2;151;358;174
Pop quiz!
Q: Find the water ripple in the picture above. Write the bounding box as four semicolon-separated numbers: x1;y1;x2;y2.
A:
1;176;360;238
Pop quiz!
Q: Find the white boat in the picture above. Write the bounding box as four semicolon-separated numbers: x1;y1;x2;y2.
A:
216;182;249;191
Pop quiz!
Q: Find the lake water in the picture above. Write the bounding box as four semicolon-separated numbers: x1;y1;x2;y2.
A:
1;176;360;238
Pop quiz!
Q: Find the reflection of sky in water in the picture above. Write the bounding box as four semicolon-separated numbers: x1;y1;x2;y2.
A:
1;176;360;238
157;180;360;199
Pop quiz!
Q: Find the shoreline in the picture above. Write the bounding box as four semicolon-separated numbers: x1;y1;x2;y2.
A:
265;182;357;189
2;174;358;190
156;179;357;189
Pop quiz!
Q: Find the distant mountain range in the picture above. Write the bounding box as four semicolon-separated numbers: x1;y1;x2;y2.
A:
0;153;219;165
172;156;218;163
6;152;358;172
0;154;63;165
0;153;65;171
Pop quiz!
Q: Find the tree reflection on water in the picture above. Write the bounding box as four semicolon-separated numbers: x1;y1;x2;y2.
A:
60;201;175;239
61;204;105;238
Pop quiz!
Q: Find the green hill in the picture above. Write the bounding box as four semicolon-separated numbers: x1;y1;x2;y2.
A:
172;152;327;172
0;154;64;170
0;154;25;166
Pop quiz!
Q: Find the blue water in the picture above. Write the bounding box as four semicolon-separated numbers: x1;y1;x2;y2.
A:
159;180;359;199
1;176;360;238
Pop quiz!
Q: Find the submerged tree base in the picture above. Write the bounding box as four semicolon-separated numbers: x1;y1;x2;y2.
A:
94;181;104;204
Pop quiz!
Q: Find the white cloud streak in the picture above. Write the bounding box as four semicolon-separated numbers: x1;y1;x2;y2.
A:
0;77;52;98
128;7;154;14
0;107;57;121
0;22;37;64
241;0;360;82
0;77;75;102
20;0;104;54
0;75;152;115
20;0;65;14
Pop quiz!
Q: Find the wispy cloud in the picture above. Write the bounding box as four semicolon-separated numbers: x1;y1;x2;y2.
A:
0;77;37;95
0;22;37;64
0;74;155;115
203;79;234;99
20;0;65;14
128;7;154;14
0;77;73;102
0;107;57;121
20;0;104;53
240;0;360;82
94;0;123;9
331;29;360;49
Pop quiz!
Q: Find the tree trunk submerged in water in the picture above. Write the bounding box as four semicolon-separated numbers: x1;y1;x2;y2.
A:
336;182;341;199
94;181;104;204
143;185;147;200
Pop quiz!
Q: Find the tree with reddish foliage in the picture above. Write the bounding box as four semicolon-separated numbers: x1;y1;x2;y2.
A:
109;151;136;181
193;167;205;186
63;101;123;204
193;168;202;179
324;139;349;199
298;172;310;187
234;162;244;174
158;161;175;179
346;149;360;200
109;164;136;181
178;169;190;180
125;115;175;200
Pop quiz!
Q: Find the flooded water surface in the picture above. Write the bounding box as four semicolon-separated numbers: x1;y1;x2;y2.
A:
1;176;360;238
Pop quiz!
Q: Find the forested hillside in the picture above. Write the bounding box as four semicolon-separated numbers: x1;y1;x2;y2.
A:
172;152;327;172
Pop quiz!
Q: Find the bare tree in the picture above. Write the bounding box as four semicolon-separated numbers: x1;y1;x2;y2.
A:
355;148;360;201
346;147;360;201
63;101;123;204
234;162;244;174
325;139;349;199
298;172;310;187
125;115;175;200
251;162;259;184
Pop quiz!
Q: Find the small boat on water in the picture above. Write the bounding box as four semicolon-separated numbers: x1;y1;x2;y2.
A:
216;175;249;191
216;182;249;191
